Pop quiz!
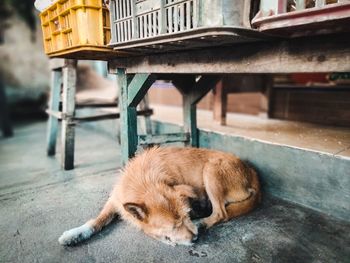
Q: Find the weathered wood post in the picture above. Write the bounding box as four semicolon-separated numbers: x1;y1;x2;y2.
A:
117;69;156;165
46;67;62;156
175;75;221;147
0;71;13;137
61;59;77;170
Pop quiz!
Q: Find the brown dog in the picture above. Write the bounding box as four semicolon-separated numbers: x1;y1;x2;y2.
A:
58;147;261;246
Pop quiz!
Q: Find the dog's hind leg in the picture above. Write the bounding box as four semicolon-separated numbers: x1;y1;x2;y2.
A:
200;164;228;229
58;199;119;246
225;167;261;220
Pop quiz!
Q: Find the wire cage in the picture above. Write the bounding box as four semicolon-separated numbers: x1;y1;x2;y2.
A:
108;0;260;51
252;0;350;35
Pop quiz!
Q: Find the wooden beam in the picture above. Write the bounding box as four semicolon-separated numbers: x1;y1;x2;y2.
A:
73;109;153;123
138;133;190;145
75;102;118;108
61;59;77;170
189;75;221;105
213;79;227;125
118;69;134;165
128;73;157;107
109;34;350;74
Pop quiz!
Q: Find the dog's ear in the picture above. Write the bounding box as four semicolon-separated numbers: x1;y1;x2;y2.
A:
174;185;197;199
123;203;148;221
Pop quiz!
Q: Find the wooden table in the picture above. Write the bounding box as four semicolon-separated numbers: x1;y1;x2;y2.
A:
108;33;350;165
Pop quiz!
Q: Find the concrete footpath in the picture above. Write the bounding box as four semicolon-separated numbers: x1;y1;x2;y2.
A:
1;121;349;263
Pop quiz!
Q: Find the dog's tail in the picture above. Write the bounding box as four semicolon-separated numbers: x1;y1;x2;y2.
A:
58;199;118;246
226;167;261;218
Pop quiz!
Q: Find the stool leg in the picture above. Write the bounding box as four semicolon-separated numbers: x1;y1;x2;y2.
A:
0;76;13;138
213;78;227;126
139;93;152;135
61;60;77;170
46;69;62;156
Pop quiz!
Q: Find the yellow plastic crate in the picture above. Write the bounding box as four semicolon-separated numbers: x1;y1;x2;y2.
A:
40;0;126;60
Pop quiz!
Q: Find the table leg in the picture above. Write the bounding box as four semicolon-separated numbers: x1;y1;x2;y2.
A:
175;75;221;147
46;69;62;156
61;59;77;170
118;70;156;165
213;78;228;126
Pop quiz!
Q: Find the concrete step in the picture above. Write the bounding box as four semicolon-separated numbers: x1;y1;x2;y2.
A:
150;105;350;221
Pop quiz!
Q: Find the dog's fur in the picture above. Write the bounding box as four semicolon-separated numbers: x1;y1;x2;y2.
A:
59;147;261;246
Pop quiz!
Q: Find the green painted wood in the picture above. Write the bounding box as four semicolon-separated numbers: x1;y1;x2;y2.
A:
178;75;221;147
183;99;198;147
61;59;77;170
139;94;153;135
72;109;152;123
117;72;157;165
138;132;190;145
46;69;62;156
118;69;136;165
119;73;219;162
127;73;157;107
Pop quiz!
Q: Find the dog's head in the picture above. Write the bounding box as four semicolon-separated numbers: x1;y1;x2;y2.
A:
123;184;198;246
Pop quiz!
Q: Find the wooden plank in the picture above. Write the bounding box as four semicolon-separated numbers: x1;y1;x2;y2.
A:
75;102;118;108
108;34;350;74
73;109;153;123
116;72;157;165
61;59;77;170
138;95;153;135
46;69;62;156
138;133;190;145
213;79;227;125
127;73;157;107
118;69;137;165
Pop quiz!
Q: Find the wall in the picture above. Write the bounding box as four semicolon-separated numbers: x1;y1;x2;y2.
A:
0;13;50;104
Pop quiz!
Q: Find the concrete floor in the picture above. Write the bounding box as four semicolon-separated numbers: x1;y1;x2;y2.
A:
1;121;349;263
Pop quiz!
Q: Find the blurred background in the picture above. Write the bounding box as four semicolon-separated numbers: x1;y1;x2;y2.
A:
1;0;350;139
1;0;49;123
0;1;117;136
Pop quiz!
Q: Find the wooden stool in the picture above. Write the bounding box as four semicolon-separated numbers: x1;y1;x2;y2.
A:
46;59;152;170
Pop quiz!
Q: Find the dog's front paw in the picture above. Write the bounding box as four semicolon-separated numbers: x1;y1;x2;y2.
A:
193;220;207;236
58;223;94;246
